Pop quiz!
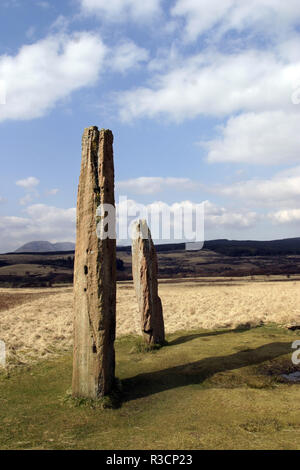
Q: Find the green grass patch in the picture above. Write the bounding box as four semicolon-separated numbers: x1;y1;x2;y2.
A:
0;325;300;450
130;337;168;354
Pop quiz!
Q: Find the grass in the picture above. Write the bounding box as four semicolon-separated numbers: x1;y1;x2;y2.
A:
131;337;167;353
0;324;300;450
0;291;58;313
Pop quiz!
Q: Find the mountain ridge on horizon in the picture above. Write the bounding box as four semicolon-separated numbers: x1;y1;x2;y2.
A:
13;236;300;256
14;241;76;253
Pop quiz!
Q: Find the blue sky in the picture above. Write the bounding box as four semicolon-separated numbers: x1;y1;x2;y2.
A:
1;0;300;251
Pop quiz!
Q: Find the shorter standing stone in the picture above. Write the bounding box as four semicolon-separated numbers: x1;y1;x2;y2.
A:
132;220;165;345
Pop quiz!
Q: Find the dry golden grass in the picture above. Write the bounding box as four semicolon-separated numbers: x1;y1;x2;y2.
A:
1;277;300;365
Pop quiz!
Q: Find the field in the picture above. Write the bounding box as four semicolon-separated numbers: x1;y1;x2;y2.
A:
0;277;300;449
0;326;300;449
0;277;300;366
2;246;300;287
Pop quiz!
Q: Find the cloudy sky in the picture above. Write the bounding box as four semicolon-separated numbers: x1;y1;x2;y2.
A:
1;0;300;252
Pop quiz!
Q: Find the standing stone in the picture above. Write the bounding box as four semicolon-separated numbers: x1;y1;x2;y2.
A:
72;127;116;399
132;220;165;345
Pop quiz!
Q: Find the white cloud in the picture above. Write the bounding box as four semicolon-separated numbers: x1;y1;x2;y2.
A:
204;201;258;229
214;166;300;207
172;0;233;43
24;204;76;228
46;188;59;196
0;79;5;105
269;209;300;224
117;168;300;210
79;0;162;22
49;15;70;33
117;177;198;194
19;194;34;206
16;176;40;189
16;177;40;206
116;197;258;245
0;204;76;253
0;199;259;252
117;49;300;122
110;41;149;73
0;32;107;122
172;0;300;43
203;111;300;165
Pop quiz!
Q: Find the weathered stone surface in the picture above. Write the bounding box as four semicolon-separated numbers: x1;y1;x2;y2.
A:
72;126;116;399
132;220;165;345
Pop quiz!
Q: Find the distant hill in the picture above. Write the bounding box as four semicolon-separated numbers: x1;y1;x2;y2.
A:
3;236;300;287
204;237;300;256
53;242;76;251
13;237;300;256
15;241;75;253
118;238;300;256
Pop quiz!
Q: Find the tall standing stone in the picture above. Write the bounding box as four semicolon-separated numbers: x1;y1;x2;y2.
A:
132;220;165;345
72;127;116;399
